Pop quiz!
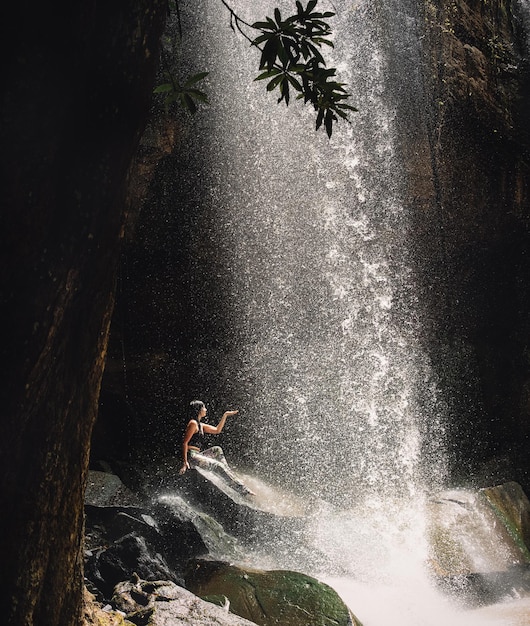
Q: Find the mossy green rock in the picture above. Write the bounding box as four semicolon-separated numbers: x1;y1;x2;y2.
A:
427;482;530;578
185;559;361;626
480;482;530;560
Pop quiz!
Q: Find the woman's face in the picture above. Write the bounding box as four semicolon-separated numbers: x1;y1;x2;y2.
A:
198;405;207;420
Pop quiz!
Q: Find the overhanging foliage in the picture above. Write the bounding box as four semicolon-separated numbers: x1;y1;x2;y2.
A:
156;0;356;137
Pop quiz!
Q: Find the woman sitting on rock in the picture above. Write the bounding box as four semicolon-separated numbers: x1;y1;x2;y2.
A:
179;399;254;496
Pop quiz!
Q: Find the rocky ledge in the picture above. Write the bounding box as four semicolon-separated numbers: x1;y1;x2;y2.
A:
83;465;360;626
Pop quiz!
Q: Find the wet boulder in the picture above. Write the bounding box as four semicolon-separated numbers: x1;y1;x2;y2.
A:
153;494;246;564
427;481;530;606
85;532;180;600
184;558;361;626
113;457;314;565
481;482;530;553
84;501;213;599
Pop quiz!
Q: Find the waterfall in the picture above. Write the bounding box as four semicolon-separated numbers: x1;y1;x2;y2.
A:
175;0;447;502
165;1;530;623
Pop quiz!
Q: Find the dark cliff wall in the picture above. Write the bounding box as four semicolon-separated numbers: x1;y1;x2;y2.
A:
414;0;530;484
0;3;166;624
94;108;191;464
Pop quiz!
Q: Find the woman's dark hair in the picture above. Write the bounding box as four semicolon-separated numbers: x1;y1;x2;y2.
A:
188;400;205;420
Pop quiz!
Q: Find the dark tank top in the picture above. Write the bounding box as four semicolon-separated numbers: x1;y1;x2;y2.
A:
188;420;204;450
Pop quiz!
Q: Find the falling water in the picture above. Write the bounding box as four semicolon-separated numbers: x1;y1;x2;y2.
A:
167;0;530;623
175;0;446;500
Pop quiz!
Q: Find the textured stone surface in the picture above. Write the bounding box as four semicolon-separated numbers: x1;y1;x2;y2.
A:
481;481;530;555
0;2;167;623
414;0;530;481
112;577;258;626
185;559;360;626
86;471;144;507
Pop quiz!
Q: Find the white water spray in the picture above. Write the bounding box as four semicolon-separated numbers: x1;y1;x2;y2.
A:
177;0;445;499
172;1;530;623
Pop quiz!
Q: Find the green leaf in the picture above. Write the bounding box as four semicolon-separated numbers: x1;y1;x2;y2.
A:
339;103;359;112
267;74;284;91
153;82;174;94
286;73;303;91
255;68;282;81
324;109;335;137
290;64;307;73
277;41;289;66
186;89;209;102
314;37;334;48
261;37;280;69
315;108;324;130
279;77;290;104
183;71;209;87
252;19;277;31
183;93;197;114
252;33;271;45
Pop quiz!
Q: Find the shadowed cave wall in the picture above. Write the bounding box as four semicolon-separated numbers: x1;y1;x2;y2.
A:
0;2;166;624
414;0;530;484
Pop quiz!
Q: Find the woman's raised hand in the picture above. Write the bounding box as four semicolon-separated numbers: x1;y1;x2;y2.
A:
225;409;239;417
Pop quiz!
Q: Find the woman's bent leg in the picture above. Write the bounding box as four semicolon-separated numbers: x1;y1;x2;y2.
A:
200;446;229;466
189;447;252;494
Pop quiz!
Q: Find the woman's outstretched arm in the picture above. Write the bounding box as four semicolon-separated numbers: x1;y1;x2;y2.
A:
202;409;239;435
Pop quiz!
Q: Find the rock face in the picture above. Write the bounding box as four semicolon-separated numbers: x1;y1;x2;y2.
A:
84;493;210;600
86;471;144;507
0;3;167;624
414;0;530;481
481;481;530;550
83;469;362;626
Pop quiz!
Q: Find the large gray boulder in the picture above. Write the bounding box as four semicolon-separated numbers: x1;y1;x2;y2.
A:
112;575;259;625
84;501;211;600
